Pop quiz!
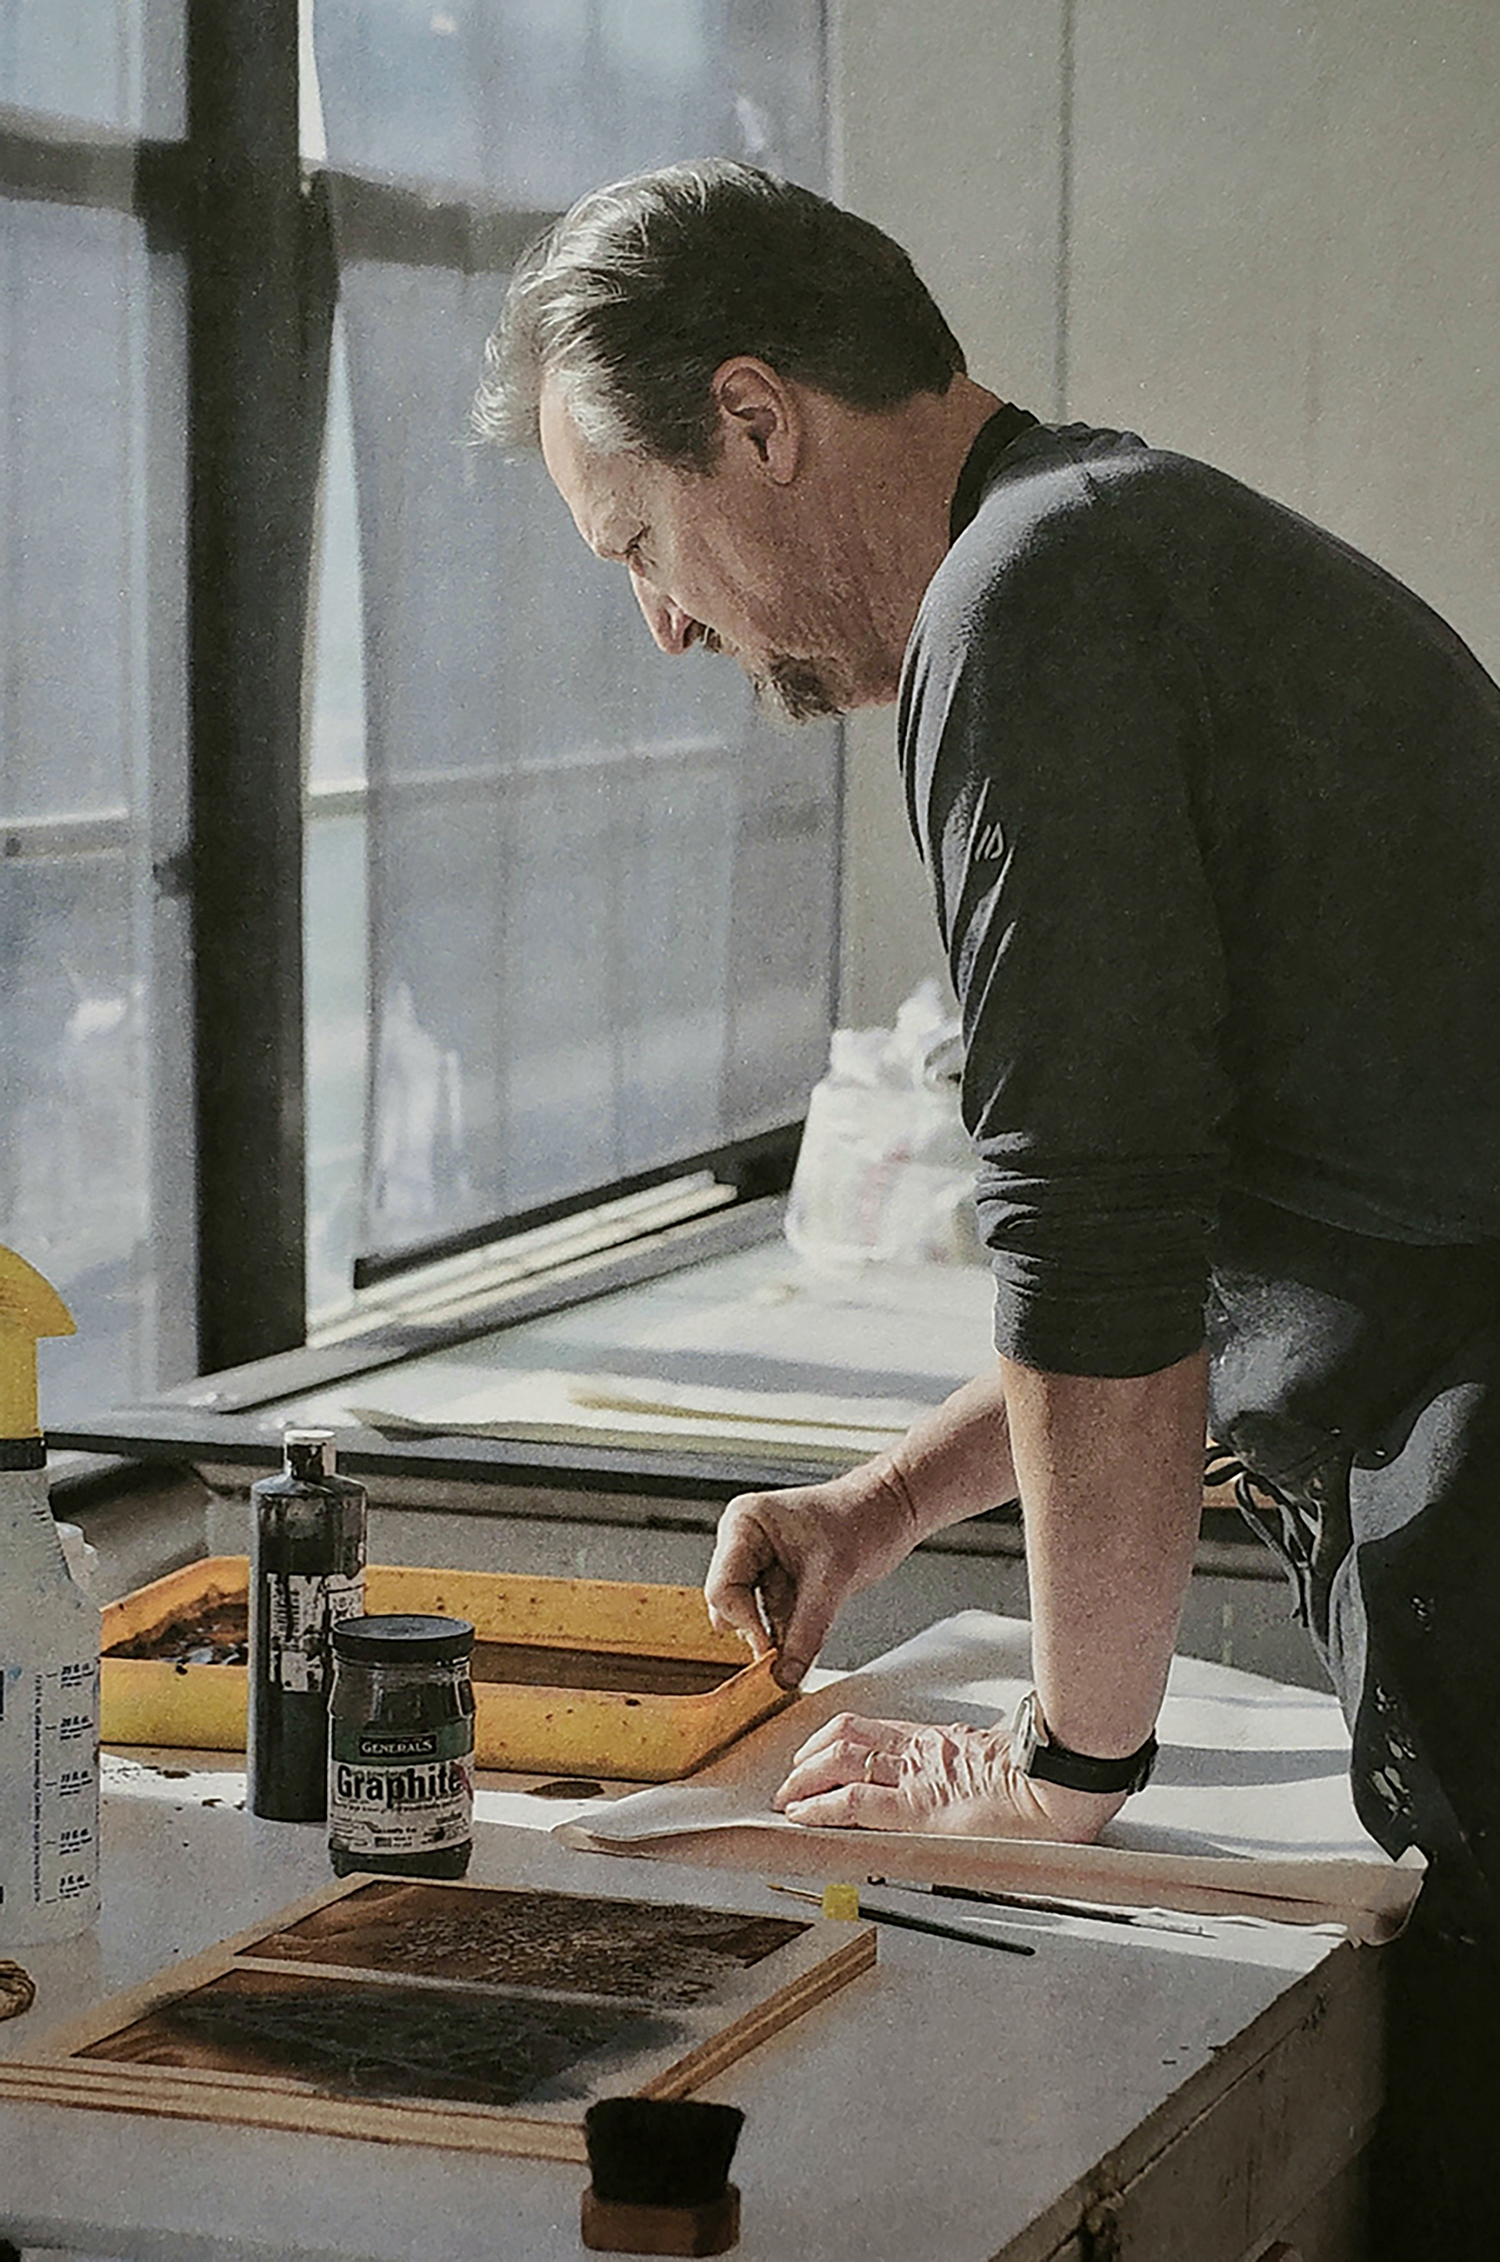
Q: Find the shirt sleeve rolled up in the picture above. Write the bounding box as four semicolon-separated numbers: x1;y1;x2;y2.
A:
900;476;1233;1377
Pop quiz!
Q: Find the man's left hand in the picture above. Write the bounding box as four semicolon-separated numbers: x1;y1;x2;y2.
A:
771;1710;1127;1843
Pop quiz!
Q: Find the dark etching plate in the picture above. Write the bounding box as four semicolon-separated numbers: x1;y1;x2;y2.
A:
243;1880;809;2007
80;1966;672;2108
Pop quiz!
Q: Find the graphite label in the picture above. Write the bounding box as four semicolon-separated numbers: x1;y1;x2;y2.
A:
328;1714;473;1855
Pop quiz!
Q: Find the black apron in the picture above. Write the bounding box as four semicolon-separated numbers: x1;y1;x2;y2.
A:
1206;1187;1500;1939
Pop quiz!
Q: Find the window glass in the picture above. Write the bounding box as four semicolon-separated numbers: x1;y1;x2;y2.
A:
336;251;837;1265
5;854;145;1415
306;0;835;1280
306;325;368;794
5;839;195;1426
0;198;190;1417
3;203;142;821
305;811;370;1318
305;324;371;1320
314;0;825;199
0;0;184;136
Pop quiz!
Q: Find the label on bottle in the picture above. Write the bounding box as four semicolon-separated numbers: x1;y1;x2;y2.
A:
0;1656;99;1926
263;1573;364;1693
327;1718;474;1854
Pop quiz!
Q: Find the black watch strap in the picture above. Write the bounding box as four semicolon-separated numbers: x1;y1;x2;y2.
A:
1011;1690;1158;1796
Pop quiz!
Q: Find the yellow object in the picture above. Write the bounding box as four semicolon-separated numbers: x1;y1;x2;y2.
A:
820;1883;861;1922
0;1246;75;1439
101;1560;793;1781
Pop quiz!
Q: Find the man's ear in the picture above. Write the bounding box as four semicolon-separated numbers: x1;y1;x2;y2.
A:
710;358;800;483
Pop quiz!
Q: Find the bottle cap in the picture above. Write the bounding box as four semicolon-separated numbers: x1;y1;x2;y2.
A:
282;1427;337;1477
332;1613;475;1663
0;1244;75;1442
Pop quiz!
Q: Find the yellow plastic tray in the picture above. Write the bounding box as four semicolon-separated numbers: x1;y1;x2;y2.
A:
100;1557;791;1781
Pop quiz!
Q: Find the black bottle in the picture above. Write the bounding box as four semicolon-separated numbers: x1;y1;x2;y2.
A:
248;1428;367;1821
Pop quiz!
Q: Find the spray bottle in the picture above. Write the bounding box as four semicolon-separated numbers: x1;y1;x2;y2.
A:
0;1246;99;1945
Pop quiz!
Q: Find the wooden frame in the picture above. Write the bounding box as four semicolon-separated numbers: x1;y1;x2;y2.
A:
0;1875;875;2162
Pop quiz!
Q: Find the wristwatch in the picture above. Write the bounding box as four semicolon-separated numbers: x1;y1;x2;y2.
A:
1010;1689;1158;1796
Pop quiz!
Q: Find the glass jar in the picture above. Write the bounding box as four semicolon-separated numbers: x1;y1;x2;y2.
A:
328;1613;475;1879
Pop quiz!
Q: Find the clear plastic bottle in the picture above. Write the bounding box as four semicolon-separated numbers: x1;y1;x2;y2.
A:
248;1428;367;1822
0;1249;99;1946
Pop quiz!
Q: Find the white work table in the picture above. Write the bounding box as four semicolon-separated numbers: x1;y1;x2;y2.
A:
0;1743;1382;2262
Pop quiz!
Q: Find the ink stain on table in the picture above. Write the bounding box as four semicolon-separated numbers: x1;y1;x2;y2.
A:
244;1880;808;2007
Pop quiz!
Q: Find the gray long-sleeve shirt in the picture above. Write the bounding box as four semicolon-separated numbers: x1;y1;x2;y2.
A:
899;415;1500;1377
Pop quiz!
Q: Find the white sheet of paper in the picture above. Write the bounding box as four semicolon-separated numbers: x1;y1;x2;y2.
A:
560;1612;1421;1940
347;1365;937;1462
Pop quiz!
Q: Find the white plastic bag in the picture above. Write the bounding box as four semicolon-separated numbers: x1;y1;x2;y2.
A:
785;980;983;1268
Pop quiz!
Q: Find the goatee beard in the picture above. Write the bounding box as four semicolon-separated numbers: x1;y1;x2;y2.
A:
696;626;846;725
754;655;846;725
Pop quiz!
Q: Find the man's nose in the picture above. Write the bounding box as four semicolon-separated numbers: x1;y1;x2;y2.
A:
632;574;696;655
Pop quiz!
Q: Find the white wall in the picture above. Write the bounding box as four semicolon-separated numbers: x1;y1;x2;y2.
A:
831;0;1500;1020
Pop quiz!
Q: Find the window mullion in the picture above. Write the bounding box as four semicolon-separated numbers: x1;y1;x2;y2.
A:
186;4;326;1371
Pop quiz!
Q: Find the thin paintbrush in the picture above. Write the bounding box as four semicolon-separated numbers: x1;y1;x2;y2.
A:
766;1881;1035;1957
865;1875;1216;1938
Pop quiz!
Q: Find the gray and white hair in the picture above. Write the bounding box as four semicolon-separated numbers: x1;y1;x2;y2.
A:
474;160;966;472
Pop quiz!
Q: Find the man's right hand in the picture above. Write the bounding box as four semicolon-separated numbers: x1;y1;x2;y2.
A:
705;1459;921;1689
705;1366;1022;1686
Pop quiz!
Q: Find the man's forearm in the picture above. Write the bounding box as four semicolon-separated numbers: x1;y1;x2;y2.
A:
1000;1348;1208;1757
879;1365;1021;1540
706;1366;1020;1679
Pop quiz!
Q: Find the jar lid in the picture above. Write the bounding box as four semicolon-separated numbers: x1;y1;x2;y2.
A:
333;1613;474;1662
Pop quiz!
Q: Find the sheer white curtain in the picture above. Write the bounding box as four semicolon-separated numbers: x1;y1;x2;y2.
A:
310;0;840;1273
0;2;193;1416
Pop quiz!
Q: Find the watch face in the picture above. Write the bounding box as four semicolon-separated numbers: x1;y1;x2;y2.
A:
1011;1690;1043;1775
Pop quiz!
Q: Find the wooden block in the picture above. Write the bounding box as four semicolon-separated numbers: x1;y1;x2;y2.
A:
581;2184;740;2255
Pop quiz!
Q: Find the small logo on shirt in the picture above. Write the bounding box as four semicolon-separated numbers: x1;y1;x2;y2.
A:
974;820;1006;861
